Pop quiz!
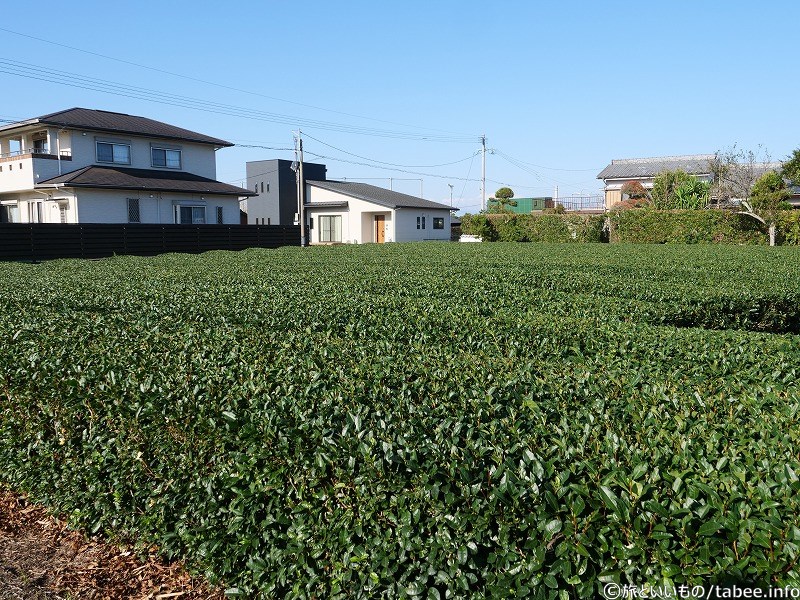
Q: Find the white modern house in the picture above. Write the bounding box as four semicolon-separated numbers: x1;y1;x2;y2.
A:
304;180;453;244
0;108;253;224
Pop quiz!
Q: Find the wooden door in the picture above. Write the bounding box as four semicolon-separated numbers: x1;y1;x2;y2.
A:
375;215;385;243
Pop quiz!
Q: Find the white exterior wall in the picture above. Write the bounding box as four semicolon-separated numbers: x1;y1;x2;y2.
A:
75;189;240;224
304;186;391;244
0;157;35;192
68;131;217;178
5;190;77;223
1;129;219;194
393;208;451;242
305;185;452;244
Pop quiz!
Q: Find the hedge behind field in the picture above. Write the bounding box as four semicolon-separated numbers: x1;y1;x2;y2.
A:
462;210;800;245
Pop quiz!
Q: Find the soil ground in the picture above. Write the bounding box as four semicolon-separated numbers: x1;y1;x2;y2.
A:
0;490;225;600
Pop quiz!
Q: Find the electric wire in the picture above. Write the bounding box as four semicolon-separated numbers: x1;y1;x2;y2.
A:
301;132;481;168
0;26;475;139
0;59;477;142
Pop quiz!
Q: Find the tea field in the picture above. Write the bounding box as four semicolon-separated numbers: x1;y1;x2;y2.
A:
1;243;800;598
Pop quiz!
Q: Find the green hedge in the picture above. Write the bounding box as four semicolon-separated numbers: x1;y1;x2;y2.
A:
463;210;800;245
776;211;800;245
461;213;606;243
608;209;766;244
2;245;800;597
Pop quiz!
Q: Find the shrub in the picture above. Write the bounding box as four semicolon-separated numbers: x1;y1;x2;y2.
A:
460;214;497;240
609;209;766;244
2;246;800;596
651;171;708;209
620;181;649;200
462;213;606;243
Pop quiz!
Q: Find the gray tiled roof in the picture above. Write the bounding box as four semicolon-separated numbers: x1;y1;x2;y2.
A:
308;180;453;210
0;108;232;147
38;166;254;196
597;155;716;180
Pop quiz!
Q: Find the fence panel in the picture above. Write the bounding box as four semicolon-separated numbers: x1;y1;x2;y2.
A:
0;224;300;261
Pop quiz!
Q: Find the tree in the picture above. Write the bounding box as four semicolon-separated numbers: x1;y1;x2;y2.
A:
620;181;649;200
489;187;517;212
651;170;707;209
780;148;800;185
749;171;791;246
711;146;785;246
709;145;772;207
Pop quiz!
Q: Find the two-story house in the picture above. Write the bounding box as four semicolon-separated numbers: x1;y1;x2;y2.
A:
0;108;253;224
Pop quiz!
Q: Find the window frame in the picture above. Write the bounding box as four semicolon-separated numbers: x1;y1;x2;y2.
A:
174;205;206;224
151;146;182;169
127;198;141;223
0;203;19;223
319;215;342;243
96;141;131;165
216;206;224;224
433;217;445;230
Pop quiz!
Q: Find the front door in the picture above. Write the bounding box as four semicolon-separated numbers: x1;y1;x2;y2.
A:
375;215;385;243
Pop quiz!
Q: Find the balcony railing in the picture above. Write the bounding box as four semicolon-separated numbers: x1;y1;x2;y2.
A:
0;149;72;159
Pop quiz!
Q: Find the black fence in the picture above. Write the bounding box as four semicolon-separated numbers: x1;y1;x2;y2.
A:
0;223;300;261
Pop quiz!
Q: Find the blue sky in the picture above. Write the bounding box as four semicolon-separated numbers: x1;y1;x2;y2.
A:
2;1;798;213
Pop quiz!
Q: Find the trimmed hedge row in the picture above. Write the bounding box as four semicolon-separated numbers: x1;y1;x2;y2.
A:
609;209;766;244
2;245;800;597
461;214;606;243
462;210;800;245
461;214;605;242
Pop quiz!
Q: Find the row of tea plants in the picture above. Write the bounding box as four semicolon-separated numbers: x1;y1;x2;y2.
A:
1;243;800;597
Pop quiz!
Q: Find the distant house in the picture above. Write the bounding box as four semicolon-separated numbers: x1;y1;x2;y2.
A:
597;154;800;210
597;155;714;210
243;158;327;225
304;180;453;244
0;108;253;224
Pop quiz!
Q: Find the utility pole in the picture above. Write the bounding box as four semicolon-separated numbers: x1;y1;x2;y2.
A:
480;135;486;212
298;130;306;247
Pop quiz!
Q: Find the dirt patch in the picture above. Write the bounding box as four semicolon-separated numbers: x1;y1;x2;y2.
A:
0;490;225;600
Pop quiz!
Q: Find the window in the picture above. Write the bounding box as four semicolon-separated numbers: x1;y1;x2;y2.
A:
0;204;19;223
96;141;130;164
175;205;206;224
127;198;140;223
433;217;444;229
254;184;258;193
416;216;421;229
260;182;264;193
28;201;43;223
319;215;342;242
422;216;426;229
151;147;181;169
59;205;68;223
216;206;223;224
266;183;270;193
33;138;48;154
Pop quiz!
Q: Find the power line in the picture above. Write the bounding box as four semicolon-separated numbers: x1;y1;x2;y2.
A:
234;144;295;151
0;59;477;142
493;149;600;172
303;152;483;182
301;132;481;168
0;26;475;139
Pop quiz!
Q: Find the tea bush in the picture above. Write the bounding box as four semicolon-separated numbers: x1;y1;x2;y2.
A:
2;244;800;597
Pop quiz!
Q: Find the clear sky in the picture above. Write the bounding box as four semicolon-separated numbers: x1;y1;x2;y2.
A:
2;1;798;213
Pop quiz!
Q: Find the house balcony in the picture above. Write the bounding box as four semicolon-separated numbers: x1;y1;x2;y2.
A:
0;148;72;162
